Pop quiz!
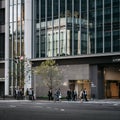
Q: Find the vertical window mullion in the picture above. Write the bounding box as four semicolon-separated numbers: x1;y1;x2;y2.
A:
12;1;14;89
10;0;14;95
72;0;74;55
95;0;96;53
79;0;81;55
58;0;60;56
19;1;22;88
103;0;104;53
16;2;18;56
52;0;54;57
20;3;22;57
45;0;47;57
32;0;35;58
87;0;89;54
111;0;113;52
39;0;41;57
65;0;67;56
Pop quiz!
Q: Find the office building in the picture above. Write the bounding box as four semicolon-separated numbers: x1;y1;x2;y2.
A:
4;0;120;99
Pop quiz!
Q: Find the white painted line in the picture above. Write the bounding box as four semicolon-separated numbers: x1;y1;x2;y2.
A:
60;109;65;111
9;105;16;108
54;108;59;110
113;104;118;106
35;106;43;108
46;107;51;109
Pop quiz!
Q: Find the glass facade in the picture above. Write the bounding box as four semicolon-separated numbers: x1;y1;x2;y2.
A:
33;0;120;58
0;6;5;59
5;0;120;97
0;33;5;59
9;0;24;94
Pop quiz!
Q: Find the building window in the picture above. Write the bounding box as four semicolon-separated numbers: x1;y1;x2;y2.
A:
0;9;5;25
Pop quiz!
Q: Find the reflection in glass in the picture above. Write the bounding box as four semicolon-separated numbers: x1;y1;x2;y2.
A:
10;0;13;5
104;32;111;52
18;4;21;21
10;6;13;22
14;5;17;22
14;0;17;4
41;0;45;22
34;0;120;58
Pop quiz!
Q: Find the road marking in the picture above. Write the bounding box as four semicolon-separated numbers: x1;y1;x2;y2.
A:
9;105;16;108
35;106;43;108
54;108;59;110
60;109;65;111
46;107;51;109
113;104;118;106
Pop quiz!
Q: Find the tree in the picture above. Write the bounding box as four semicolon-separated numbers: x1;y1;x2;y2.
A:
34;60;63;90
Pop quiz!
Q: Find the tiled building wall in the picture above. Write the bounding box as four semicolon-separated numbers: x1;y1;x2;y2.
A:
35;64;90;97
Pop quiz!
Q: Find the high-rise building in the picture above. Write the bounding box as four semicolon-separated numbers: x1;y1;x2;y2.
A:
5;0;120;99
0;0;5;97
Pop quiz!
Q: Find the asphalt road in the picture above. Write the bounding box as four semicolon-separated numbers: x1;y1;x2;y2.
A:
0;101;120;120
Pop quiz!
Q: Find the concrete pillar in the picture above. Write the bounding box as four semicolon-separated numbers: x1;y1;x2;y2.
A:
89;65;98;99
24;0;33;93
97;67;104;99
90;65;104;99
5;0;10;95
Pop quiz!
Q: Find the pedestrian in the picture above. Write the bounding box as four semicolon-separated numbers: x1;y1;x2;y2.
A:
54;89;58;102
79;89;83;102
29;88;34;100
74;90;77;101
83;88;88;101
48;89;53;100
71;90;74;101
15;88;20;100
14;88;17;99
19;88;23;100
58;88;62;102
56;88;60;101
67;89;71;101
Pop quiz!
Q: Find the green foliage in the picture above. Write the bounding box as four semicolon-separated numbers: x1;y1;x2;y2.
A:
34;59;63;90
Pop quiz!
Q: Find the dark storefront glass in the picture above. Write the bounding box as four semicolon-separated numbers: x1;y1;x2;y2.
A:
104;6;111;53
53;0;58;19
0;9;5;25
60;0;65;18
36;0;39;23
113;30;119;52
40;0;46;57
0;8;5;59
67;0;72;55
104;32;111;52
81;0;87;54
47;0;52;21
0;33;5;59
41;0;45;22
74;0;79;55
96;0;103;53
89;0;95;54
113;1;120;52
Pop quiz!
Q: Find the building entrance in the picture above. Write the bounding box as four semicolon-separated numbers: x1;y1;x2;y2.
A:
0;82;4;97
105;80;120;98
104;66;120;99
69;80;91;99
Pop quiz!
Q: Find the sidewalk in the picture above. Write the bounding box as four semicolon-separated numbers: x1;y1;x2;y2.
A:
0;98;120;105
33;99;120;105
86;99;120;104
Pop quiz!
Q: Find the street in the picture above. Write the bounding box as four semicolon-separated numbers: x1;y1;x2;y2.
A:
0;100;120;120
